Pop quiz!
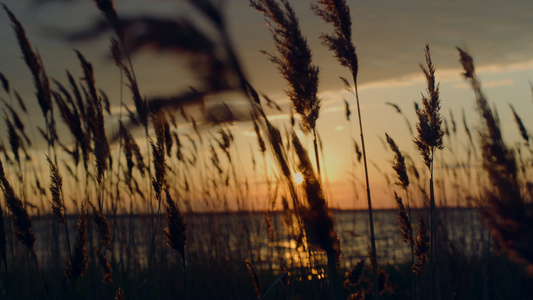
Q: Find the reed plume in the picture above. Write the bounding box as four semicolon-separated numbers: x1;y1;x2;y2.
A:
415;45;444;159
115;287;125;300
246;259;262;299
509;104;529;144
458;47;533;275
412;213;429;275
0;158;46;295
0;158;35;252
163;189;187;296
292;132;341;296
94;246;113;283
4;103;30;147
251;0;320;133
89;201;111;250
76;50;109;187
52;87;86;167
0;72;8;94
92;0;121;38
14;91;27;114
344;259;365;288
163;189;187;259
3;5;51;119
395;192;413;246
385;133;409;189
120;122;145;191
4;116;21;166
47;156;66;223
152;112;167;200
65;205;88;282
250;0;323;179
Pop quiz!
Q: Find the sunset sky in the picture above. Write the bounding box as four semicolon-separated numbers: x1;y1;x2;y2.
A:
1;0;533;210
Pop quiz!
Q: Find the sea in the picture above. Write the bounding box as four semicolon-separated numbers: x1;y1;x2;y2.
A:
23;208;487;270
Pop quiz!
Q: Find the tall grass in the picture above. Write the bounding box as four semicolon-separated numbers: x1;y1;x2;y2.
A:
0;1;531;299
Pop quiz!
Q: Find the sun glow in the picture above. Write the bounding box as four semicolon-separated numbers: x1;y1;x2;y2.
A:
293;172;304;185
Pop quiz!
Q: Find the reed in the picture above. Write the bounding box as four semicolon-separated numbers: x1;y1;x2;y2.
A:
0;158;45;297
312;1;380;297
47;156;73;265
245;259;263;299
250;0;323;178
414;44;443;300
65;205;88;283
94;246;113;283
458;47;533;276
292;132;341;296
412;213;430;275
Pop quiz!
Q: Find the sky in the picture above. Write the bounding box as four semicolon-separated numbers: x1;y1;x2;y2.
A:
1;0;533;210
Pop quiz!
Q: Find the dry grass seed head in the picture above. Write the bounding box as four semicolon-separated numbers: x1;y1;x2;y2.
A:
312;0;358;80
3;5;51;117
245;259;263;299
509;104;529;143
385;133;409;189
14;91;27;113
65;205;88;282
89;201;111;250
292;132;341;265
0;158;35;252
251;0;321;132
94;246;113;283
415;44;443;167
412;213;429;275
4;116;21;165
394;192;412;246
47;156;66;223
458;47;533;274
163;189;187;258
115;287;125;300
344;259;365;288
0;72;9;93
76;51;109;182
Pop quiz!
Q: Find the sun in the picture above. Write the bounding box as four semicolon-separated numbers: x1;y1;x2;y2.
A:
293;172;304;185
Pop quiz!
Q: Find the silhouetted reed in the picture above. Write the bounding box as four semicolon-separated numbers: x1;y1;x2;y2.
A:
313;1;380;296
292;132;341;295
0;72;8;94
66;206;88;283
246;259;262;300
47;156;73;263
413;213;430;275
0;158;45;295
94;246;113;283
458;47;533;276
251;0;323;177
509;104;529;144
415;44;443;299
88;201;111;250
75;50;109;191
114;287;124;300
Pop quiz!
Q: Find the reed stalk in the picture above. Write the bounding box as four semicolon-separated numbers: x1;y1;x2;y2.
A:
0;158;46;298
47;156;72;262
312;0;379;297
414;44;443;300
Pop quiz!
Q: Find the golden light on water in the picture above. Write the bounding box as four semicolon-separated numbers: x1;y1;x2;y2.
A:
293;172;304;185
